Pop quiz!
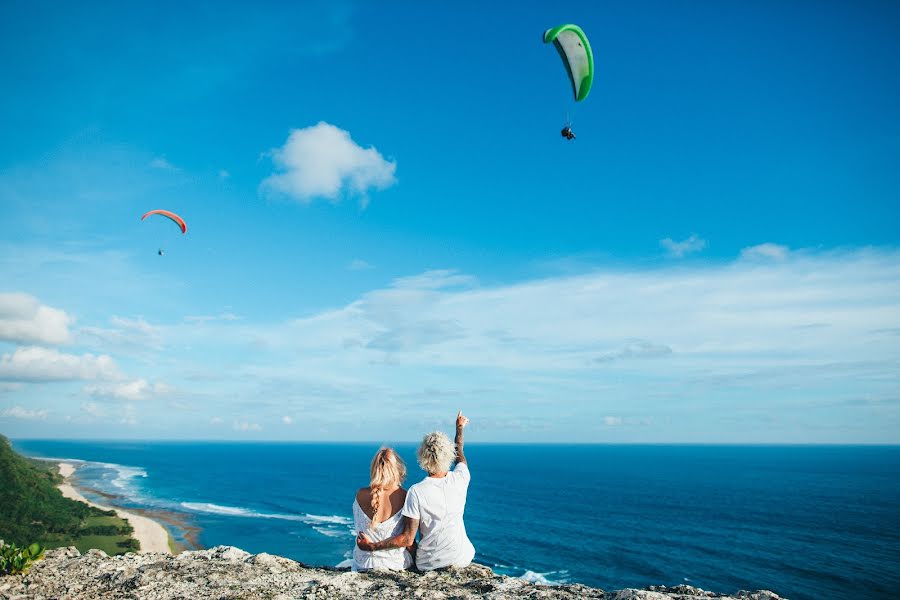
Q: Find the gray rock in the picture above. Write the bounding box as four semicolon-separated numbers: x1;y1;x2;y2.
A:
0;546;787;600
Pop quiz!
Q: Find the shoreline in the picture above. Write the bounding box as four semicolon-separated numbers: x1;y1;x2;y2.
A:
56;461;173;554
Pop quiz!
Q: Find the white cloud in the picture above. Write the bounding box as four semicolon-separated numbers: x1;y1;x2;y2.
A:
109;316;157;335
740;243;790;261
660;234;707;258
282;415;294;425
603;416;623;426
0;292;72;345
392;269;476;290
255;248;900;384
233;420;262;432
150;157;179;171
79;315;163;352
0;346;121;382
261;122;397;205
210;416;224;425
2;405;48;420
218;169;230;180
80;402;104;418
348;259;373;271
184;313;241;324
595;340;673;363
85;379;170;401
120;404;138;426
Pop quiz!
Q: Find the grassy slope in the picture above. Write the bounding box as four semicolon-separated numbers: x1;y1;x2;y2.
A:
0;434;139;554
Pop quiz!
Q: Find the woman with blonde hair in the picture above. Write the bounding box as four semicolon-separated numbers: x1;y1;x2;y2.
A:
351;447;414;571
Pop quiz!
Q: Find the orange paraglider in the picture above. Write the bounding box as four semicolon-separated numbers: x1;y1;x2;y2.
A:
141;209;187;233
141;209;186;256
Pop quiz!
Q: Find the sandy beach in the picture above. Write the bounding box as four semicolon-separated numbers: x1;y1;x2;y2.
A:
57;462;172;554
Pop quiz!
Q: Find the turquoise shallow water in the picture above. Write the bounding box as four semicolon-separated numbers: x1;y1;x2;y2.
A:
13;440;900;600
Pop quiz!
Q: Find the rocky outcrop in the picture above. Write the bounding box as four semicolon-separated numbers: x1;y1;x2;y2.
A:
0;546;786;600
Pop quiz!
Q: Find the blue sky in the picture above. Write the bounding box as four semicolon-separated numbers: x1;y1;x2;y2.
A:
1;1;898;442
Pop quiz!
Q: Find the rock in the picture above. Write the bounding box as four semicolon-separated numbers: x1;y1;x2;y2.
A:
44;547;80;560
0;546;787;600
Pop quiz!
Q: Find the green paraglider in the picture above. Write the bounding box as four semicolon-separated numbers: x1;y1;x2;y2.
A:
543;24;594;102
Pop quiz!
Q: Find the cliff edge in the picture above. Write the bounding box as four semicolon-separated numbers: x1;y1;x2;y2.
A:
0;545;785;600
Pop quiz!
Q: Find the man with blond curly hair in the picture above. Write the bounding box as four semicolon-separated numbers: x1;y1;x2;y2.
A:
356;411;475;570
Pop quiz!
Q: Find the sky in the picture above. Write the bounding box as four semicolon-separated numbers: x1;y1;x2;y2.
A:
1;1;899;443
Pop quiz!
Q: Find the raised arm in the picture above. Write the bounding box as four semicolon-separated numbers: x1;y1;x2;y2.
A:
356;516;418;552
455;410;469;465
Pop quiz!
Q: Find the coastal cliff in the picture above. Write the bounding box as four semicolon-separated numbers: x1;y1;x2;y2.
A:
0;546;785;600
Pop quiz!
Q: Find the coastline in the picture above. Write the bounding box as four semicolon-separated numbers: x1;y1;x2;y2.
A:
56;461;173;554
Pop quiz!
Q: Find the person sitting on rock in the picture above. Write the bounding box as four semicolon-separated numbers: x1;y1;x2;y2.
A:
351;447;415;572
356;411;475;571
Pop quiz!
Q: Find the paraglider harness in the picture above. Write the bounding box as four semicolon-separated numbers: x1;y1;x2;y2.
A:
561;125;576;141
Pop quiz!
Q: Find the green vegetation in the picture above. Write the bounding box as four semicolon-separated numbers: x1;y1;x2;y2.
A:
45;514;141;556
0;542;45;575
0;434;139;555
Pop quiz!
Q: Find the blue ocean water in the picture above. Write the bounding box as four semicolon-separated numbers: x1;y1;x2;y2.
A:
12;441;900;600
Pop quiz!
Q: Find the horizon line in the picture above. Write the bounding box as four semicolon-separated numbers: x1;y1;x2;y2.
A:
7;437;900;447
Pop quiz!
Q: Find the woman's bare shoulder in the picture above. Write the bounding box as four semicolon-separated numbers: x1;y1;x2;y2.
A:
356;487;371;503
389;486;407;506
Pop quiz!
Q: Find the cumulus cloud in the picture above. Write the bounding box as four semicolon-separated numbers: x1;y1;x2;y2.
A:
261;122;396;205
660;234;707;258
0;292;72;345
0;346;121;382
85;379;170;401
282;415;294;425
740;243;790;261
2;405;48;420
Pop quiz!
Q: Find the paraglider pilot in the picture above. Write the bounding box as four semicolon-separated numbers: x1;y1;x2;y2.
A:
561;126;576;141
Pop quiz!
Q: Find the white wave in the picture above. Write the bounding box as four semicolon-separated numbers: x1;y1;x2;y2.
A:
335;558;353;569
180;502;352;534
33;457;148;500
303;514;352;526
313;526;347;538
519;569;569;586
99;463;148;490
180;502;306;521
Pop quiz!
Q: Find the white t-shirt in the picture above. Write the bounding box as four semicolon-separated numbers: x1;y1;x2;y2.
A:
402;462;475;571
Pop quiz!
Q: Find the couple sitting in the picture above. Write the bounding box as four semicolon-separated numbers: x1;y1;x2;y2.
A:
352;411;474;572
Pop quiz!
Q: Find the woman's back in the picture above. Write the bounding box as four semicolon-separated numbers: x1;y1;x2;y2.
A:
351;486;412;572
356;487;407;524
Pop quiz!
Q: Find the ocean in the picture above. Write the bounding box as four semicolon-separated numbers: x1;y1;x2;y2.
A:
11;440;900;600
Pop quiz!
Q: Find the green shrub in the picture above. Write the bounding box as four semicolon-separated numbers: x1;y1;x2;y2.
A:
116;538;140;552
0;542;45;575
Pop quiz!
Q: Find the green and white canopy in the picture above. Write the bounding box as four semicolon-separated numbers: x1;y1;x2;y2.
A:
543;24;594;102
